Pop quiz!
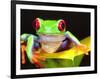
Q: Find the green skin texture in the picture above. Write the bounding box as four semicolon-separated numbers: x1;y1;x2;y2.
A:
21;18;82;68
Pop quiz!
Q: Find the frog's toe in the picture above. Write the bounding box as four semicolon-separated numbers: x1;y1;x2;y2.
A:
76;44;89;55
31;53;45;68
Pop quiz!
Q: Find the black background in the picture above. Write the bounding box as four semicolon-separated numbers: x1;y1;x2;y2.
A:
21;9;90;69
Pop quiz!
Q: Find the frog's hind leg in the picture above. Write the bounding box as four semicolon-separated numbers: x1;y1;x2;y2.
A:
21;34;30;64
21;44;26;64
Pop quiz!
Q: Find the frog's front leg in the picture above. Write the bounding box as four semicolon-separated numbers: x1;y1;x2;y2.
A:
64;31;89;55
21;34;44;68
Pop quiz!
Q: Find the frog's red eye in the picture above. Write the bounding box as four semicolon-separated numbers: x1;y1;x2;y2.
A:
58;20;66;31
32;18;40;30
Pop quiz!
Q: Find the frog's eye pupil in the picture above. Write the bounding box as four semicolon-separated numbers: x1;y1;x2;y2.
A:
58;20;66;31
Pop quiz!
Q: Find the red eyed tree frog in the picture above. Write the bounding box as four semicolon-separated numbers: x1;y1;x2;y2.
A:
21;18;88;68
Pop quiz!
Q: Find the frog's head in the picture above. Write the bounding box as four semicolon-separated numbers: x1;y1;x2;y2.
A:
32;18;67;53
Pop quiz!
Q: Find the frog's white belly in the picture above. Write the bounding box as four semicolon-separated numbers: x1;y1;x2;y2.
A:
39;34;65;53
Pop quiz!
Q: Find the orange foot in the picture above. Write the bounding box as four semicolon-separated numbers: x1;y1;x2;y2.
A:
21;45;26;64
76;44;89;55
31;53;45;68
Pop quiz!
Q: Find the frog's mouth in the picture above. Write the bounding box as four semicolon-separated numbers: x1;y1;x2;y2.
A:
39;34;65;53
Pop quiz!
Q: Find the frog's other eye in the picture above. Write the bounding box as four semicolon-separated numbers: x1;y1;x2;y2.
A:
58;20;66;31
32;18;40;30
